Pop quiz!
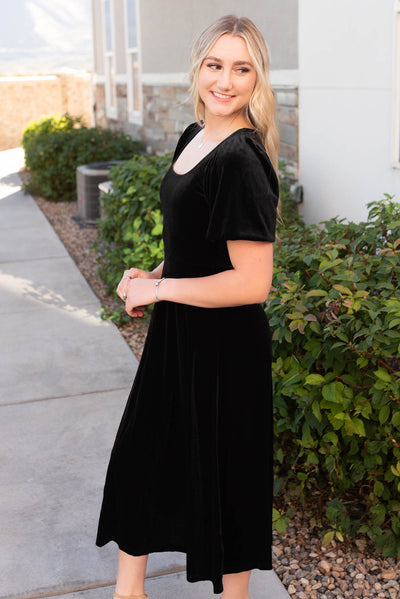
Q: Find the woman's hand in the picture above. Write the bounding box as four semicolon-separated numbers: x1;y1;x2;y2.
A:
116;267;156;318
124;278;162;318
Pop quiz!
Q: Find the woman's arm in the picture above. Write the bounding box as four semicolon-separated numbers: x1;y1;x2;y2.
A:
123;241;273;316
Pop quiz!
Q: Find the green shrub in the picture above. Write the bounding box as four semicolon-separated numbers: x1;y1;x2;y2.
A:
96;153;172;321
22;113;81;151
268;195;400;556
21;113;143;200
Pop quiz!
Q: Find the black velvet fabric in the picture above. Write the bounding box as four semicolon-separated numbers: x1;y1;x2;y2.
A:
96;123;279;594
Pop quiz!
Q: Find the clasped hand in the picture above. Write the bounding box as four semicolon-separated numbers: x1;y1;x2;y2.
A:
116;268;157;318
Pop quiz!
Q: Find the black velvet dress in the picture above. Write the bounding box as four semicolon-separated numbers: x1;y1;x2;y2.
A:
96;122;280;594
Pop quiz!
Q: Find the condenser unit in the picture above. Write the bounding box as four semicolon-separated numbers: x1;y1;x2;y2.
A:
76;161;123;224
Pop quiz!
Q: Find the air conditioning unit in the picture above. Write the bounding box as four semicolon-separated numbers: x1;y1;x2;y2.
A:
76;161;123;224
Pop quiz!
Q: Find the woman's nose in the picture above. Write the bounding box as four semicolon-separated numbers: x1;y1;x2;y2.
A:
216;69;233;91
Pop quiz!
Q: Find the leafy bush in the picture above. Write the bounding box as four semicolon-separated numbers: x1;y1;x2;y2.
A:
268;195;400;556
22;113;143;200
96;153;172;320
22;113;82;150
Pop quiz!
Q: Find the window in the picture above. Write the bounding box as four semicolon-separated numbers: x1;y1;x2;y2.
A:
103;0;117;119
125;0;142;123
393;1;400;165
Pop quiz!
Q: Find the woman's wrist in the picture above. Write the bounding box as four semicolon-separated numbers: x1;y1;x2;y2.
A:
154;277;167;302
150;261;164;279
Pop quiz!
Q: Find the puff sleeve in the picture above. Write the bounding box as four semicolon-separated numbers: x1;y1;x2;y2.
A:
205;132;279;243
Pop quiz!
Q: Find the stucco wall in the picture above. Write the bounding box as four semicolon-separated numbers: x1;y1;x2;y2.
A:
298;0;399;224
140;0;298;73
92;0;298;77
0;74;92;151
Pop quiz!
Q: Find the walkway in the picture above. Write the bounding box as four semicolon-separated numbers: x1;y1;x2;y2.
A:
0;148;289;599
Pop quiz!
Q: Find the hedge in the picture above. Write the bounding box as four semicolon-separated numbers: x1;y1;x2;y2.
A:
269;195;400;556
21;113;142;201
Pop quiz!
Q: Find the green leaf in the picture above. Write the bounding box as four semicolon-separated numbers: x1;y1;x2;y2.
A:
322;381;343;404
388;318;400;329
151;223;163;236
374;368;392;382
312;400;322;421
333;284;352;295
323;431;338;445
352;418;366;437
305;289;328;298
305;374;325;385
379;404;390;425
323;530;335;546
392;412;400;428
319;259;343;272
344;417;355;435
374;481;384;497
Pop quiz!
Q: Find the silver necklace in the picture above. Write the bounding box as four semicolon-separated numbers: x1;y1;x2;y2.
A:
198;131;207;149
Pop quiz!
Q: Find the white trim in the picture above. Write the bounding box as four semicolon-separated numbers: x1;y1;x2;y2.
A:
141;72;189;86
124;0;143;124
392;4;400;165
94;74;127;84
140;69;299;88
102;0;118;119
116;73;128;84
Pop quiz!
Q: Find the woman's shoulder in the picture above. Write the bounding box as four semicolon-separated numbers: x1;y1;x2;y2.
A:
212;128;279;192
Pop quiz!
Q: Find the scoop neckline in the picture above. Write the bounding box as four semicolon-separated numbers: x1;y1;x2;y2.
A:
172;126;256;177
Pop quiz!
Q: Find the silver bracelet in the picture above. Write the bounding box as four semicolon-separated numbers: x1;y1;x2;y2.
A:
154;277;166;302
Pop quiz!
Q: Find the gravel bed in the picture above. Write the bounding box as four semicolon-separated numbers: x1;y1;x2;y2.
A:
23;173;399;597
273;511;398;598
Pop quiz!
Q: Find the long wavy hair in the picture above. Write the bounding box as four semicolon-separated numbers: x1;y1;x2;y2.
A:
189;15;280;178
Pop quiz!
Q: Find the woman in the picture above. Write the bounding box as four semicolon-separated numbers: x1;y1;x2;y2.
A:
96;14;280;599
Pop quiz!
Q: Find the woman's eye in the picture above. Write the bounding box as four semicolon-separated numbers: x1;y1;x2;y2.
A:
237;67;250;74
206;63;221;70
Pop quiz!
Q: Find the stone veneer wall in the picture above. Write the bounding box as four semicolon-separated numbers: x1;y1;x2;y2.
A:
93;82;298;176
0;74;92;151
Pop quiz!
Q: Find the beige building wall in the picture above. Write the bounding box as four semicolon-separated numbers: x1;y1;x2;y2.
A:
0;74;92;151
139;0;298;73
92;0;298;75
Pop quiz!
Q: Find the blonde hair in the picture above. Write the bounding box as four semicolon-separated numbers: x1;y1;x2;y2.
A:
189;15;280;178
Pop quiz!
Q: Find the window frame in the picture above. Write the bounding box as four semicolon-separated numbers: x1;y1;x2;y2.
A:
393;1;400;166
102;0;118;120
124;0;143;124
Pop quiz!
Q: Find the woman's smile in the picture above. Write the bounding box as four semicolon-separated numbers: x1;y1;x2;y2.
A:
211;91;236;101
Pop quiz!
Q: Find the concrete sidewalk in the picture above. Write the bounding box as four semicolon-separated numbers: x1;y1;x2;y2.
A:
0;149;289;599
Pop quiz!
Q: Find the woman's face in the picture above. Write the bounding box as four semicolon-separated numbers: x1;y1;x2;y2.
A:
198;34;257;122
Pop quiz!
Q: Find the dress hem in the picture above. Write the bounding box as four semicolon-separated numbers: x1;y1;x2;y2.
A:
96;537;273;595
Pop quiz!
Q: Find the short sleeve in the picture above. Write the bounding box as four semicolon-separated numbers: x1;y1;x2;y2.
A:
205;132;279;243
